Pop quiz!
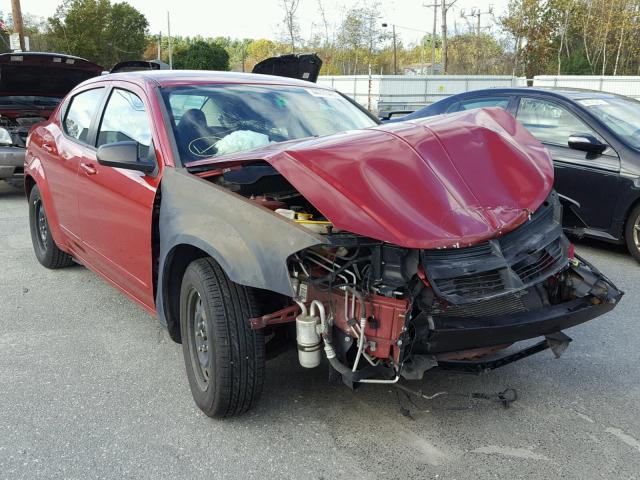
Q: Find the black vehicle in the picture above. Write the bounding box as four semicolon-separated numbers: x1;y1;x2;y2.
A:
387;88;640;262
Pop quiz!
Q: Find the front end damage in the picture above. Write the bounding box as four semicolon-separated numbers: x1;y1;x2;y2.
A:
269;191;621;386
182;107;623;387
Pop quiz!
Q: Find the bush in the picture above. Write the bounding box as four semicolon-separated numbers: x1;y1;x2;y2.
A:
173;40;230;71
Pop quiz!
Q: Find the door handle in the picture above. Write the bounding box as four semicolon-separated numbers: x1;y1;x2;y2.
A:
80;162;97;175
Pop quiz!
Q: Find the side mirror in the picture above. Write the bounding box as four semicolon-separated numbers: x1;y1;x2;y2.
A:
96;141;156;174
568;134;607;154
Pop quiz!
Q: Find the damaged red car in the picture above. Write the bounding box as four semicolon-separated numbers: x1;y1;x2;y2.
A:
25;71;623;418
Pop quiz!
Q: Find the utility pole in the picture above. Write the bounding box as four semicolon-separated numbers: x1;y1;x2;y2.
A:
381;23;398;75
423;2;439;75
167;11;173;69
440;0;457;74
392;24;397;75
461;6;494;35
10;0;25;51
157;32;162;61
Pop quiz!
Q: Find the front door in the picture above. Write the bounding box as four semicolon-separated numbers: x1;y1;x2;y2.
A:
515;96;621;231
75;84;160;308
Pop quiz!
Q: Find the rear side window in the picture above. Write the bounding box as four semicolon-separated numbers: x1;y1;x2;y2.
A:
64;88;104;144
448;97;511;113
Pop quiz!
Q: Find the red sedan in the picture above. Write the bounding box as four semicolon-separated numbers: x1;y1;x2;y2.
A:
25;71;622;417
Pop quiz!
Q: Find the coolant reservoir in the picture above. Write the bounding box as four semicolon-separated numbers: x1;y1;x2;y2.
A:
296;312;322;368
275;209;333;234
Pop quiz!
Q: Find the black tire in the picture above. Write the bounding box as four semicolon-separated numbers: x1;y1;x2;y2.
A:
625;204;640;262
28;185;74;269
180;257;265;418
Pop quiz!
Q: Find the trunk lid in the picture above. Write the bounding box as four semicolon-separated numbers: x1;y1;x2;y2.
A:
252;54;322;83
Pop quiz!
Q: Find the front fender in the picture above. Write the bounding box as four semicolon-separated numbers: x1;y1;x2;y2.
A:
156;168;323;333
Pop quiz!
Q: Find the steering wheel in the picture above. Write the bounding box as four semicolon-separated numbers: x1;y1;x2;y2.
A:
188;135;222;157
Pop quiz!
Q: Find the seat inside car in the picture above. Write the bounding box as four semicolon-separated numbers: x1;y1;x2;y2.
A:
177;109;210;159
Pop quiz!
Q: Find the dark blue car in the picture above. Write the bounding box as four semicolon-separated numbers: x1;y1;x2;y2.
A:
387;87;640;262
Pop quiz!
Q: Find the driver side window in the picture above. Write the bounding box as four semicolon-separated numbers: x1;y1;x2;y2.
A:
516;97;601;147
97;88;152;157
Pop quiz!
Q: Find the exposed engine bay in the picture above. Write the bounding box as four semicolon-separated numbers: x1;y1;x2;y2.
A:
194;161;623;386
0;113;48;147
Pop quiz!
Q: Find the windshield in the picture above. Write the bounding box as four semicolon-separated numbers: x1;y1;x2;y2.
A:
161;84;377;163
0;95;62;109
578;97;640;150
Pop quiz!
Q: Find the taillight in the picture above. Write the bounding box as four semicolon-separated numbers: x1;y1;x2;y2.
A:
568;242;575;260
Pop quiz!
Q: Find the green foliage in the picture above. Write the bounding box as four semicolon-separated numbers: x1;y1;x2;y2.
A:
501;0;640;77
447;34;508;75
173;40;230;71
47;0;148;68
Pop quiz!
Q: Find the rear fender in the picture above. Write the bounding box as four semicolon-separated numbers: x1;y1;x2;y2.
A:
24;154;67;248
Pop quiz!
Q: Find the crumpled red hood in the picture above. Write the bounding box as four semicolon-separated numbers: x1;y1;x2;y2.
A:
187;107;554;249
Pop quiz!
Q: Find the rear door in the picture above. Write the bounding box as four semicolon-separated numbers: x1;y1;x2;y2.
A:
75;82;161;308
515;96;621;231
47;86;106;240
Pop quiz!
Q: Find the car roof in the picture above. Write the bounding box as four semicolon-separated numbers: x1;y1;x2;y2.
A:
0;51;92;63
84;70;333;90
454;86;626;101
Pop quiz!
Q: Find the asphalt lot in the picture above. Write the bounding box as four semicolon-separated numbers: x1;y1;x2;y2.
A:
1;180;639;480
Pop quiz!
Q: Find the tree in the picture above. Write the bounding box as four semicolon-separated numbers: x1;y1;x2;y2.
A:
47;0;148;68
173;40;229;70
447;33;508;74
335;2;388;75
281;0;301;52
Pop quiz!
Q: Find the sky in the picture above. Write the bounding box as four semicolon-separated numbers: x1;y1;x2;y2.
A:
6;0;510;45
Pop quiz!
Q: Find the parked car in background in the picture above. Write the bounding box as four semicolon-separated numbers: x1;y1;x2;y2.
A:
25;71;621;418
388;88;640;262
0;52;103;183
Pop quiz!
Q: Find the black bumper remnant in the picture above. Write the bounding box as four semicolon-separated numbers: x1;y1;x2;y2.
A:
436;332;571;373
413;256;623;355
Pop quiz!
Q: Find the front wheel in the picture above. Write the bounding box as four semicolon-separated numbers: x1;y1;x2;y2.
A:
180;257;265;418
28;185;74;269
625;204;640;262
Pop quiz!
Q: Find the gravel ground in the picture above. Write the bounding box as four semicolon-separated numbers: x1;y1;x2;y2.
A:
1;180;639;480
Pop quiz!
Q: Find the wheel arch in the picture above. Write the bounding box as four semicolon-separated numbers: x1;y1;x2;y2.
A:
623;194;640;228
157;242;209;343
155;168;324;342
24;173;36;198
23;166;67;248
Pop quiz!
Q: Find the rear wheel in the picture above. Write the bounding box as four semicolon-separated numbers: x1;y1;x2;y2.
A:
625;204;640;262
28;185;73;269
180;257;265;418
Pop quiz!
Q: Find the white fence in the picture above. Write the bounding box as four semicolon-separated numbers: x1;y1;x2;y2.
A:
317;75;526;113
533;75;640;99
